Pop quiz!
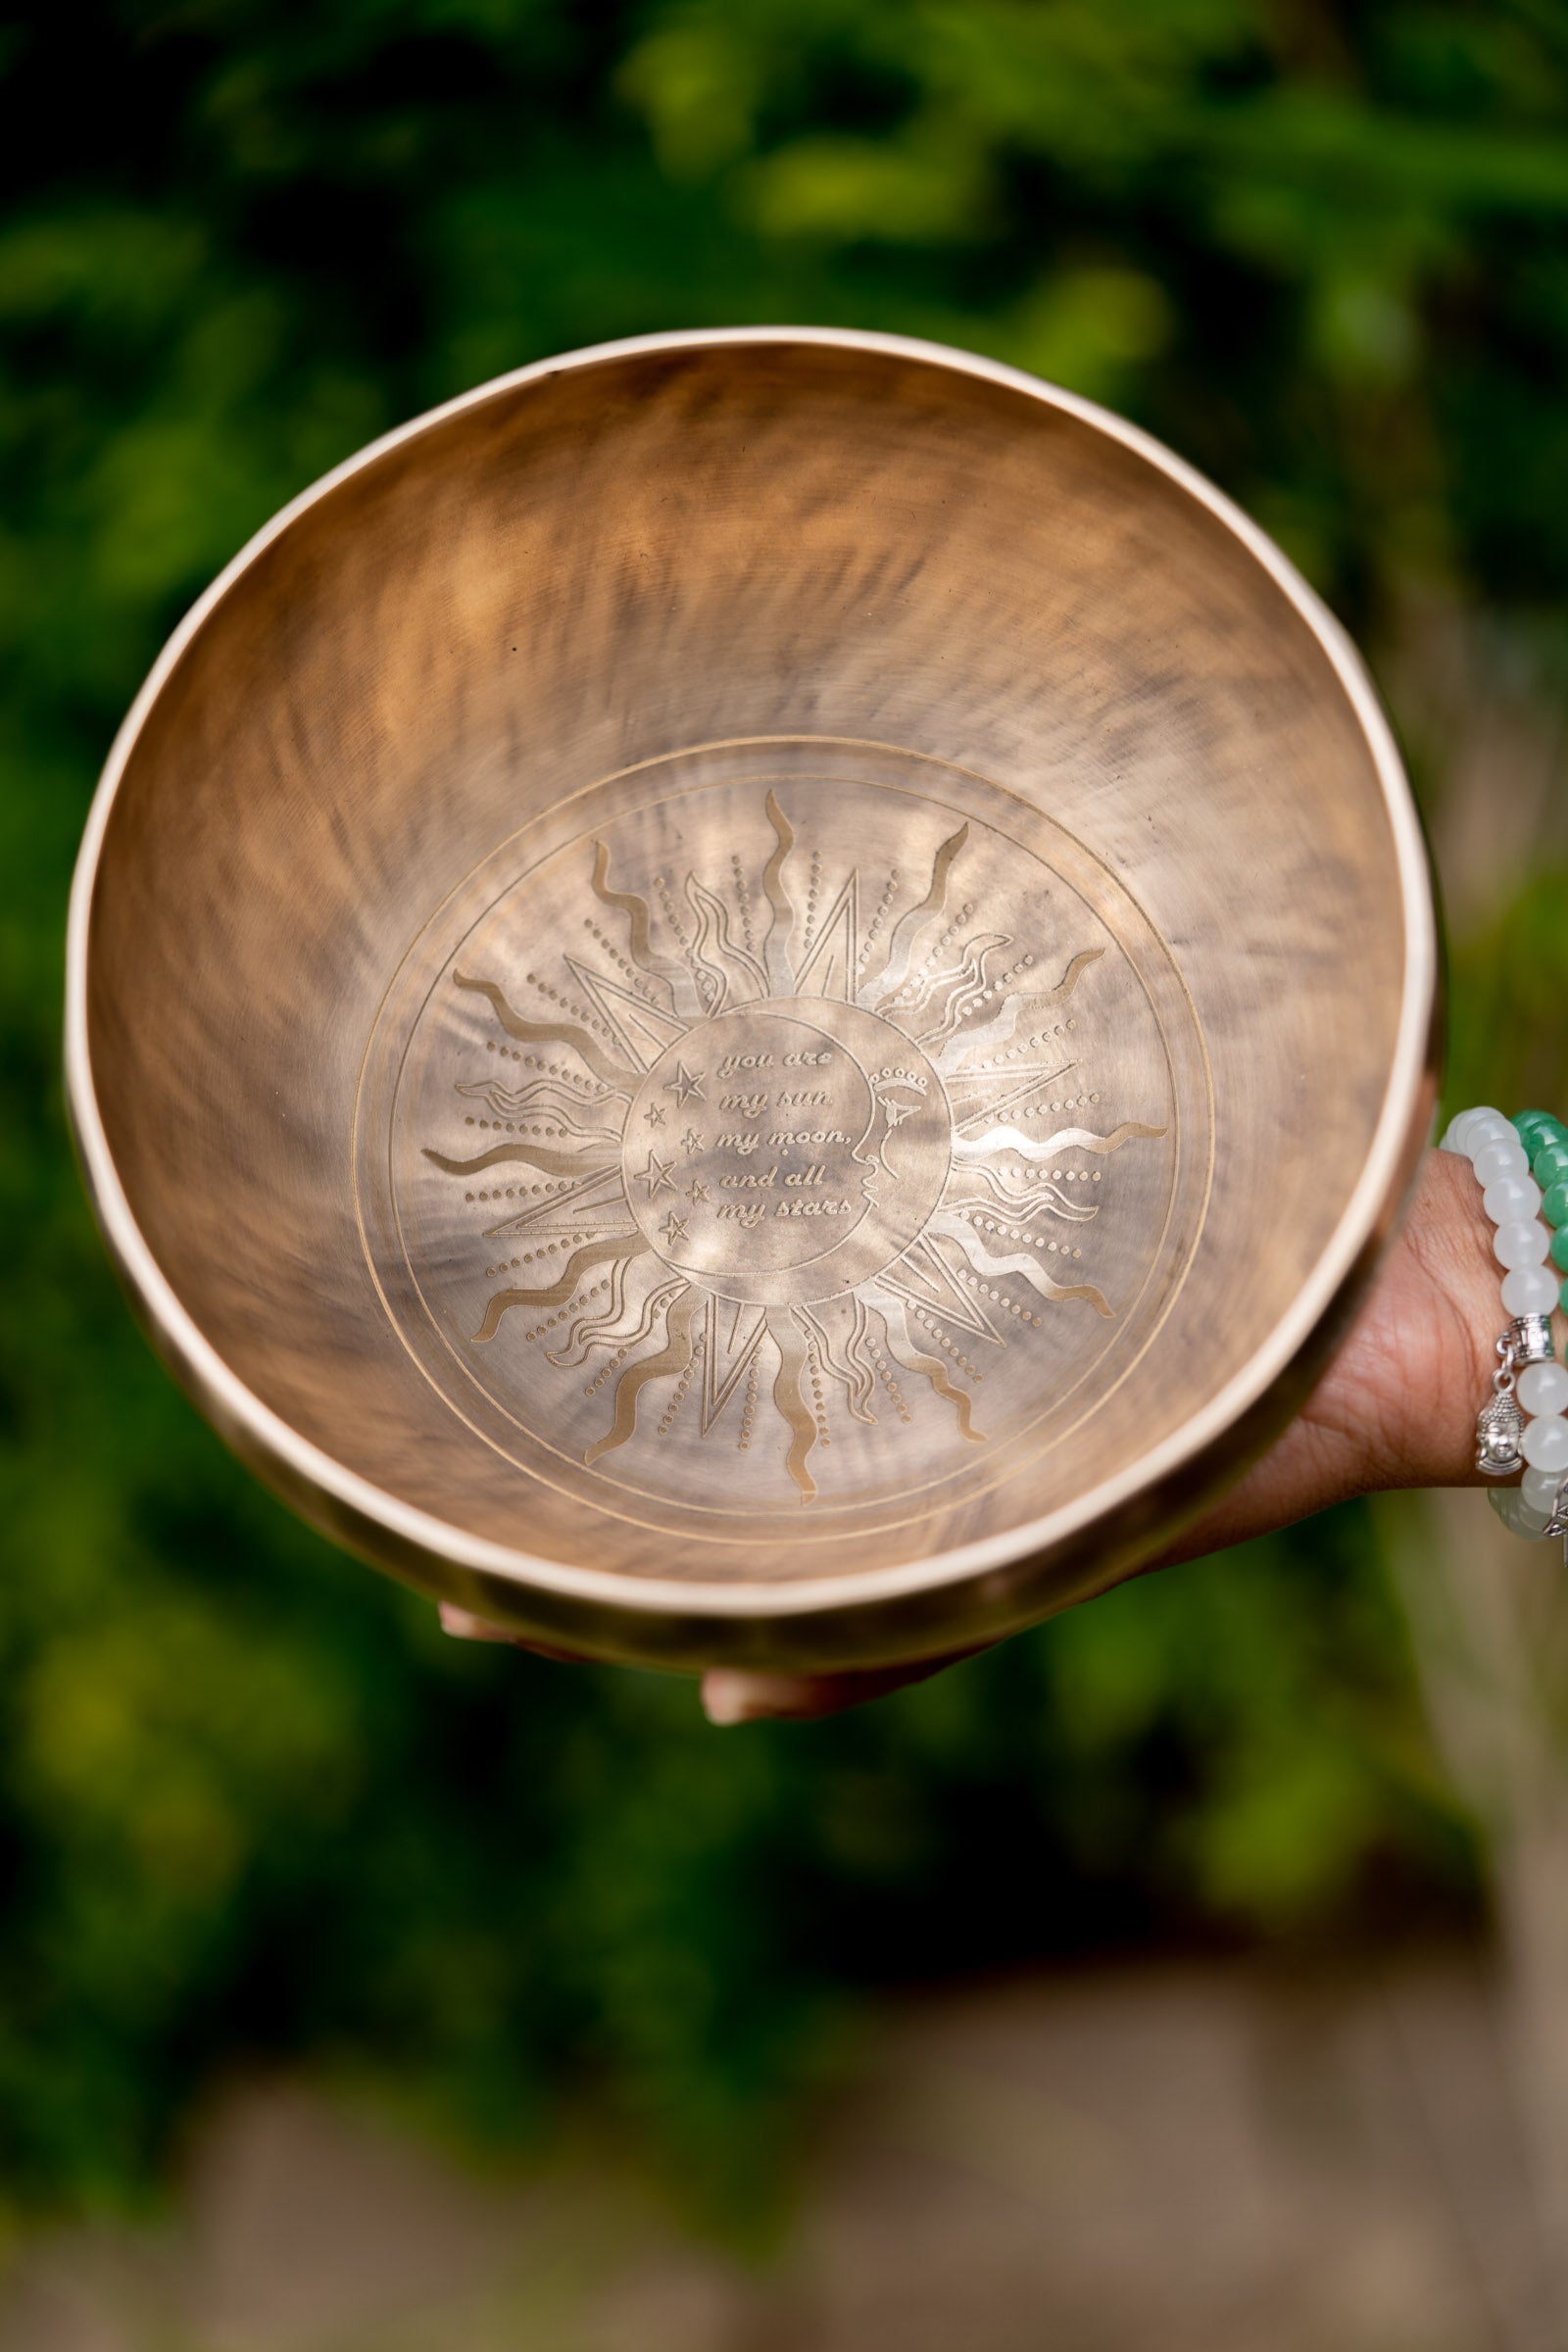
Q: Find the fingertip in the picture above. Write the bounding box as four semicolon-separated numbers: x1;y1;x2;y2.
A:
704;1643;995;1723
701;1670;823;1725
701;1670;760;1725
439;1603;590;1661
439;1602;509;1642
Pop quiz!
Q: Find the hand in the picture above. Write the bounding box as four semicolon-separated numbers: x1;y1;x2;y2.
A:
441;1148;1503;1723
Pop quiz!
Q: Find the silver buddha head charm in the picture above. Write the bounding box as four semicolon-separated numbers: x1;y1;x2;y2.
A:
1476;1339;1527;1476
1476;1391;1525;1475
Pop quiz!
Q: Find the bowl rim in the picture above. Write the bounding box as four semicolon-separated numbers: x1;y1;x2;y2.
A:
65;324;1440;1644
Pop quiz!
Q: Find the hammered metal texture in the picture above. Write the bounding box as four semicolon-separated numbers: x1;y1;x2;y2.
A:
69;331;1438;1670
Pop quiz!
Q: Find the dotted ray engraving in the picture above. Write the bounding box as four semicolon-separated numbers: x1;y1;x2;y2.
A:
416;791;1168;1504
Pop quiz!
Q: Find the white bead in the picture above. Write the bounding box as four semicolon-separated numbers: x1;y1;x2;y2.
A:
1519;1360;1568;1417
1522;1464;1566;1513
1454;1105;1506;1148
1522;1414;1568;1472
1465;1114;1514;1157
1489;1487;1553;1540
1494;1219;1549;1268
1474;1139;1530;1185
1502;1263;1560;1315
1485;1174;1543;1223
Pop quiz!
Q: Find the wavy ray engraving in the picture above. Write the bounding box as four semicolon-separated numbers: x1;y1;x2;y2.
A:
584;1289;701;1467
687;871;770;1009
454;1081;620;1152
1047;945;1103;1003
471;1235;652;1340
454;972;639;1092
953;1218;1114;1317
767;1305;818;1501
908;934;1014;1047
872;822;969;1002
945;1160;1100;1222
798;1298;879;1424
935;946;1106;1072
424;1140;598;1179
760;788;798;994
592;840;686;987
839;1295;883;1419
952;1119;1167;1166
880;1301;986;1443
548;1259;685;1368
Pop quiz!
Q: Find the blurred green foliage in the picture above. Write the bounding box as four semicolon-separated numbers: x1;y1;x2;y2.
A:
4;0;1568;2231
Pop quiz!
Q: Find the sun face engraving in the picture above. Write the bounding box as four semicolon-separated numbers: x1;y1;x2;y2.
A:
376;768;1191;1517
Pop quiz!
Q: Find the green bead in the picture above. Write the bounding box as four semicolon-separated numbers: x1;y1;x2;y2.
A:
1535;1144;1568;1187
1553;1228;1568;1273
1517;1109;1562;1146
1544;1181;1568;1229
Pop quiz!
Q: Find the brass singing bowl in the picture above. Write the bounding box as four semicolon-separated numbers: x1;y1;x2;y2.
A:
67;329;1438;1674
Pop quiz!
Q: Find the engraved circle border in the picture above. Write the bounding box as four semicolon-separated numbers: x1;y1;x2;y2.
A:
353;744;1214;1542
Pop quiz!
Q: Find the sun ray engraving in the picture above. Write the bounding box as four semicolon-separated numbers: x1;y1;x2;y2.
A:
424;1139;594;1179
415;787;1171;1505
766;1305;819;1501
796;1299;879;1425
551;1267;686;1369
872;821;968;1001
583;1289;702;1466
472;1234;653;1342
700;1297;769;1434
951;1118;1166;1166
591;840;685;988
482;1163;633;1239
794;871;859;1000
760;789;799;994
452;972;639;1093
881;1299;987;1443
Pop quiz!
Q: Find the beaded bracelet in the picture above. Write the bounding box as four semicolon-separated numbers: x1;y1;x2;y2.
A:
1441;1104;1568;1544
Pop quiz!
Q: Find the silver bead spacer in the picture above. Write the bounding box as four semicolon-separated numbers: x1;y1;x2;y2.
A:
1511;1312;1555;1365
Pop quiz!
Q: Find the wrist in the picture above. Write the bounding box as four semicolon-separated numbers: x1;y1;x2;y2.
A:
1393;1146;1516;1487
1301;1148;1505;1498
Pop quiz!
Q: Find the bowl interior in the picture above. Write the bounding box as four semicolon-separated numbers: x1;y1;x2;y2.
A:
77;335;1428;1645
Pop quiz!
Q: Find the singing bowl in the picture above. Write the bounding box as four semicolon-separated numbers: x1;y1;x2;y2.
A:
67;328;1439;1674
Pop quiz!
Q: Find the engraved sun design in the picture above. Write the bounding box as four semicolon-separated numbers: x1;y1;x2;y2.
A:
416;791;1167;1504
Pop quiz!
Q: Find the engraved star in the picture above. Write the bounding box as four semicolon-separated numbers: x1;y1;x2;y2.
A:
681;1127;703;1155
663;1060;705;1106
636;1150;676;1199
643;1102;666;1128
659;1210;689;1247
686;1178;710;1205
